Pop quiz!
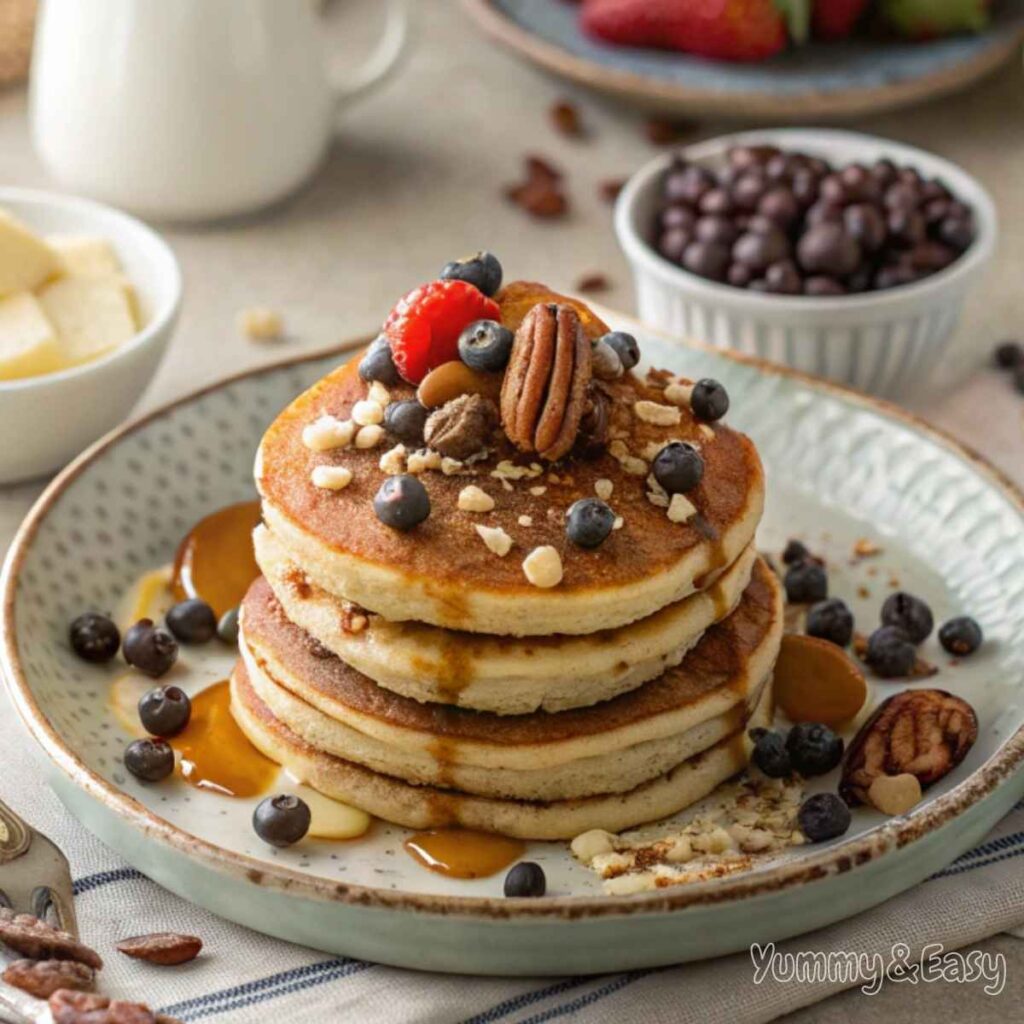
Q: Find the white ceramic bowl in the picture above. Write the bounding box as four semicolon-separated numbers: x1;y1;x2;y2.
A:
615;129;996;398
0;188;181;482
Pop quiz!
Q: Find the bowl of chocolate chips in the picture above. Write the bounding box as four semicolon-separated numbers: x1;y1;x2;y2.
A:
615;129;995;397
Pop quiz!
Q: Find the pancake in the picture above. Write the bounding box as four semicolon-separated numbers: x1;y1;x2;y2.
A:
256;282;765;636
230;661;774;840
254;523;758;713
237;558;783;774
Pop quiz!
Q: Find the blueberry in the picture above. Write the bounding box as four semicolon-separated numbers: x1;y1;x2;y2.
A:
599;331;640;371
565;498;615;549
652;442;704;495
749;728;791;778
69;612;120;663
993;340;1023;370
217;607;240;645
358;335;400;386
253;794;311;847
865;625;916;678
938;616;983;656
165;599;217;644
880;592;933;644
123;619;178;678
373;474;430;531
690;378;729;422
457;319;514;372
440;251;503;297
138;685;192;738
503;862;546;898
806;599;854;647
784;562;827;604
124;738;175;782
797;793;851;842
786;723;844;777
782;539;810;565
384;400;429;446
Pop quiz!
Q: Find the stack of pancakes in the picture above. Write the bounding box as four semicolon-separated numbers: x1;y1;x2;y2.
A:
232;283;782;840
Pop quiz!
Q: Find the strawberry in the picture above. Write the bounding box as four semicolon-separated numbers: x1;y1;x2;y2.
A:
581;0;810;63
812;0;870;39
879;0;990;39
383;280;501;384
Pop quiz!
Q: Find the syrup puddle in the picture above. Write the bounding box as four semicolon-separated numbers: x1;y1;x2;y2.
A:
404;829;525;879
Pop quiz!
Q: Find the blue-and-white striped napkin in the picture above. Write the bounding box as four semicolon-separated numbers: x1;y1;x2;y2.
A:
3;710;1022;1023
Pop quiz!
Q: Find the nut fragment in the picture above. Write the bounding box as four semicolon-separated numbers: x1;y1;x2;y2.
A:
667;493;697;524
0;908;102;969
840;689;978;805
424;394;498;461
354;424;384;449
237;307;283;341
458;485;495;513
49;990;162;1024
417;360;501;409
501;303;592;462
522;545;563;588
594;478;613;500
866;773;922;816
3;960;94;999
475;524;512;557
311;465;352;491
116;932;203;966
302;415;353;452
634;400;681;426
351;399;384;426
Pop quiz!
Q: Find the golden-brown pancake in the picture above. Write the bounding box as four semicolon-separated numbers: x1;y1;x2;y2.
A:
254;523;758;713
237;559;782;776
230;661;774;840
256;283;764;636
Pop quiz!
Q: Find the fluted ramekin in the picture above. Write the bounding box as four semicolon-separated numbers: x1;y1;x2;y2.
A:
614;128;996;397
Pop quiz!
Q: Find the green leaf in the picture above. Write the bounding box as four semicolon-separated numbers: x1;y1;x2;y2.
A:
777;0;812;44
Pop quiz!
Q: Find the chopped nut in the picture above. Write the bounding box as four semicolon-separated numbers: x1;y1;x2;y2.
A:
664;382;693;407
352;399;384;427
342;603;369;634
116;932;203;966
529;485;547;496
458;485;495;513
594;478;613;500
0;909;102;969
311;465;352;491
576;272;610;295
505;156;568;218
570;829;616;863
522;545;563;588
698;423;715;442
667;493;697;524
613;516;624;530
852;537;883;560
867;773;922;815
49;990;160;1024
379;444;407;475
367;381;391;406
634;400;682;426
354;424;384;449
475;524;513;557
604;873;652;896
238;306;283;341
407;448;442;474
491;460;544;482
550;100;583;138
3;959;94;999
518;515;533;527
302;416;354;452
425;393;498;461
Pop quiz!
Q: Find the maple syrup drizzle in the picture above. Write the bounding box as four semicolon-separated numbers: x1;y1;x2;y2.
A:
171;500;262;618
171;680;278;798
403;830;525;879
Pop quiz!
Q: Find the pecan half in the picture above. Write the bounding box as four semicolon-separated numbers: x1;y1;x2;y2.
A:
840;689;978;806
500;303;592;462
0;909;102;969
424;393;498;460
3;959;94;999
116;932;202;966
49;990;164;1024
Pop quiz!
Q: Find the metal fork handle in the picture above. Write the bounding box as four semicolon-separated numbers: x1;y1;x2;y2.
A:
0;804;31;865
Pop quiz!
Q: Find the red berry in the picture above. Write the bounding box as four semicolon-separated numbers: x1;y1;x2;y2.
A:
383;280;501;384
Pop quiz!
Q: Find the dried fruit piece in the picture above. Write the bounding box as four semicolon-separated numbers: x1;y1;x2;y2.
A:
496;281;610;340
775;634;868;728
0;908;102;969
49;989;164;1024
500;303;592;462
840;689;978;805
116;932;203;966
2;959;94;999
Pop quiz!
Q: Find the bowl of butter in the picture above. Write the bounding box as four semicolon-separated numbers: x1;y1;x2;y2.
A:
0;188;181;482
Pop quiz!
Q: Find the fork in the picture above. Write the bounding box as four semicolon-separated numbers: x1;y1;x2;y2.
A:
0;799;77;1024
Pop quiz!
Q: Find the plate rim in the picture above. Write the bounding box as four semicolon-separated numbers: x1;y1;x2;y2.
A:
461;0;1024;119
3;326;1024;921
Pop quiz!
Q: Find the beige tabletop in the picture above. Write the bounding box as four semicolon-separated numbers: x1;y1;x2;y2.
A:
0;1;1021;1019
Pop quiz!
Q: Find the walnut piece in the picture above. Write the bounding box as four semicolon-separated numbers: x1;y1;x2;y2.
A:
424;394;497;461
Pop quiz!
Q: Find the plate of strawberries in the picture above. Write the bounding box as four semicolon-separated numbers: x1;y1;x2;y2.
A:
464;0;1024;118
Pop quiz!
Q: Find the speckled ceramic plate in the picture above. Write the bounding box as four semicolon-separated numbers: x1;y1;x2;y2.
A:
3;325;1024;975
464;0;1024;119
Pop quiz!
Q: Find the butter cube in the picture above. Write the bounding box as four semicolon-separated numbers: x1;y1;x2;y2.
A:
48;235;122;278
0;211;60;297
39;275;138;368
0;292;62;381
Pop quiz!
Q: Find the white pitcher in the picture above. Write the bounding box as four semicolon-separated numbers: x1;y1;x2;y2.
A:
29;0;410;220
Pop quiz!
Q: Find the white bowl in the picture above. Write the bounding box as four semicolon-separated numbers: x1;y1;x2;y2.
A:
0;188;181;482
615;128;996;397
